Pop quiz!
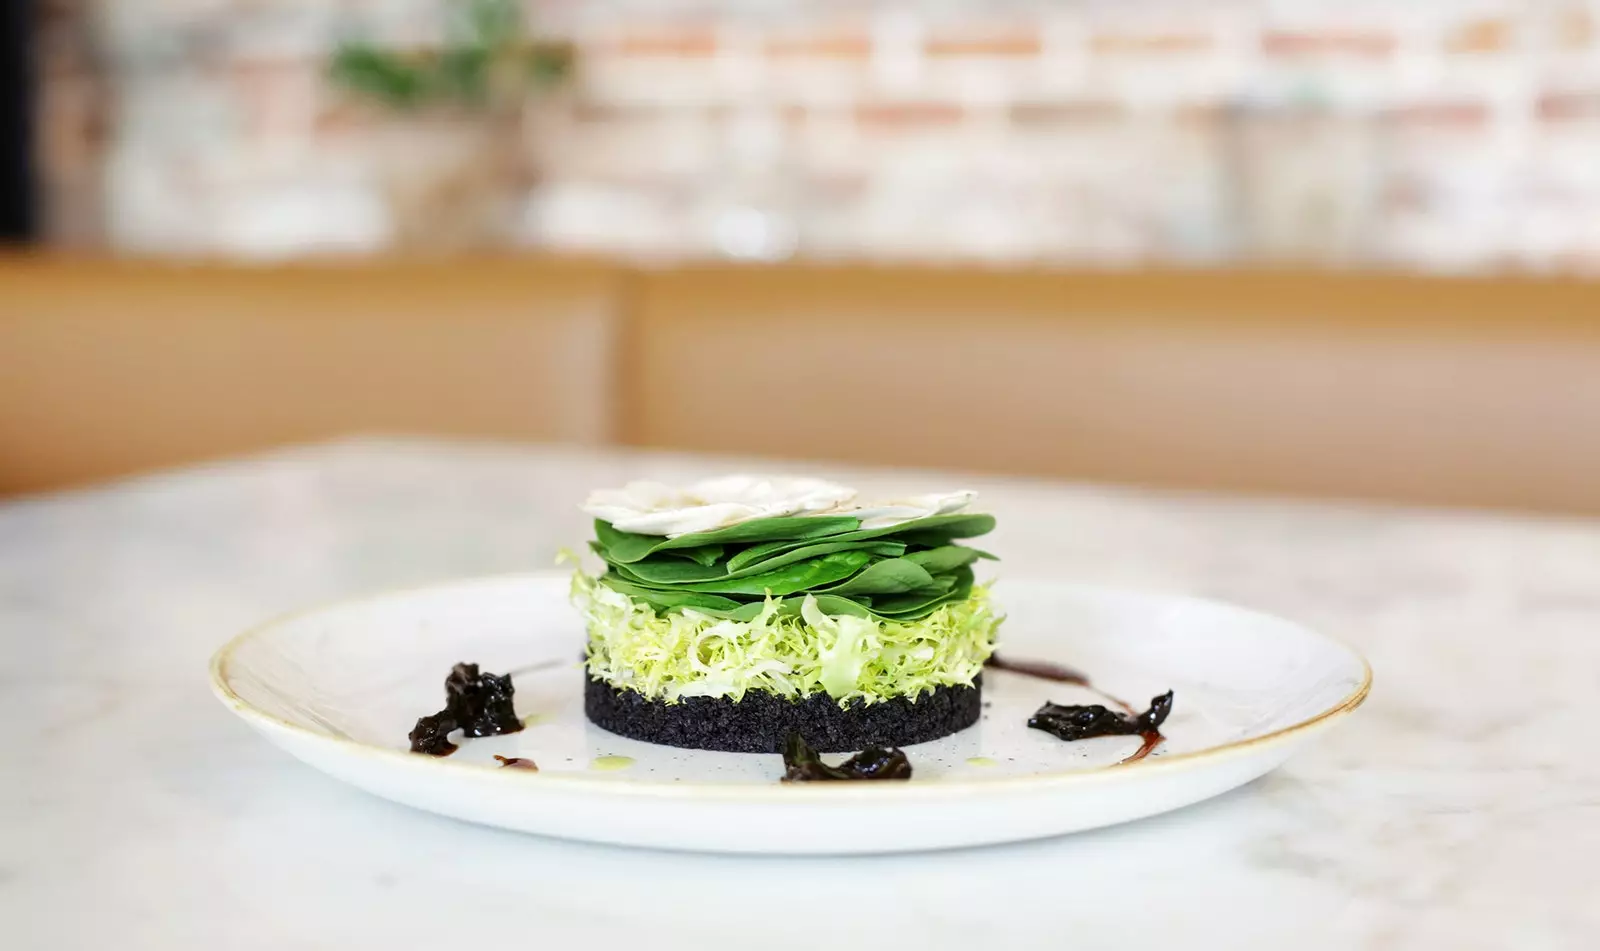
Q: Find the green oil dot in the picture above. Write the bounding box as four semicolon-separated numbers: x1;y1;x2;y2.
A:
966;756;998;767
590;755;635;771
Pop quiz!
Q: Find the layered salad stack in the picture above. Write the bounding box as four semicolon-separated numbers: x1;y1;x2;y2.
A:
571;476;1002;751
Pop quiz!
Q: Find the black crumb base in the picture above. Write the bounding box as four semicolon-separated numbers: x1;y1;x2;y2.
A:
584;675;982;753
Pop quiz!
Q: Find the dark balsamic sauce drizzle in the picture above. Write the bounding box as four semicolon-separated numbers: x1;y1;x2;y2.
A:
1128;731;1163;763
408;663;525;756
1027;691;1173;764
781;732;913;782
984;654;1173;764
493;755;540;771
408;712;459;756
983;653;1091;688
444;663;523;738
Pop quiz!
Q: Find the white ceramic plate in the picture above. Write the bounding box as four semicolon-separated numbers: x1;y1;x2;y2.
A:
210;573;1369;854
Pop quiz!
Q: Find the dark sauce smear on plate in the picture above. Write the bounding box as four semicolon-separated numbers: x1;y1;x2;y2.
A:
985;653;1091;687
986;654;1175;763
446;663;522;737
493;755;540;771
408;712;460;756
781;732;912;782
408;663;525;756
1028;691;1173;756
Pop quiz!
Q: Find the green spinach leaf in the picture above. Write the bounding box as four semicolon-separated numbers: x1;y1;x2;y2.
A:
902;545;985;574
813;558;937;597
617;540;905;585
596;575;746;613
656;544;725;567
869;567;976;618
594;516;861;564
643;549;875;596
722;513;995;569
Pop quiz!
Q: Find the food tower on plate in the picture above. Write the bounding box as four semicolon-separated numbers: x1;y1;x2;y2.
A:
571;477;1002;752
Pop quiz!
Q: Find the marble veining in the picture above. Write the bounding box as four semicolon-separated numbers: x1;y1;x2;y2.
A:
2;437;1597;949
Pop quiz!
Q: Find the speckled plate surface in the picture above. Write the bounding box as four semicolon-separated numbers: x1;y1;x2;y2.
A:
209;572;1369;854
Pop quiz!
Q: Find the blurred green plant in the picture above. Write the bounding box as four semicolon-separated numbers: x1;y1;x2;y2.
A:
329;0;572;112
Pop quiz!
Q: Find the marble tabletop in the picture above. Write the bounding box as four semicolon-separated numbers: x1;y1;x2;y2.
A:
3;438;1597;950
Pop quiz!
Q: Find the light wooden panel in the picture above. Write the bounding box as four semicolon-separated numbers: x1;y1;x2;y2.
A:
0;257;625;494
628;266;1600;513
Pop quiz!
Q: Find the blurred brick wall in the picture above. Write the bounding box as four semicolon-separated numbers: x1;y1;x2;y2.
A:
33;1;1600;272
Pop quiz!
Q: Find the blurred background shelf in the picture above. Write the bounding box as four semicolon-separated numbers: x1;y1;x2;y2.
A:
6;254;1599;514
0;256;622;493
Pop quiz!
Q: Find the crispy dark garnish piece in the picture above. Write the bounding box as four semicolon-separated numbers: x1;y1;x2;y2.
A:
408;712;460;756
409;663;525;756
1027;690;1174;742
445;663;524;737
781;732;912;782
493;755;540;771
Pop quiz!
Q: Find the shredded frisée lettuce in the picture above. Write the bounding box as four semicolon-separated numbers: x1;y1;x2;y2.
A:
572;568;1001;705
